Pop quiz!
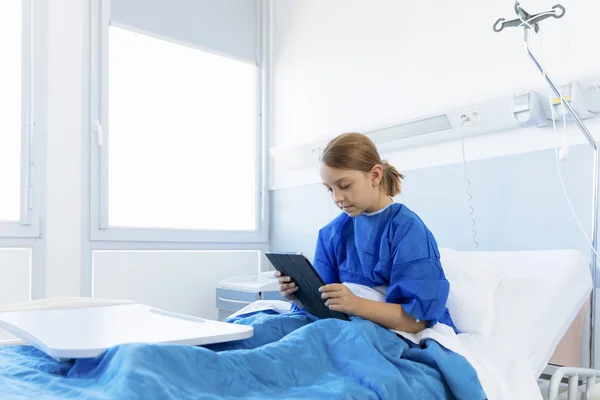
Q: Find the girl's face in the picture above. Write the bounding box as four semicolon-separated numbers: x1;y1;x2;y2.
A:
320;164;384;216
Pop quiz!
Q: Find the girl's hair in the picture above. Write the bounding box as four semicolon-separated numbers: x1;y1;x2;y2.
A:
320;132;404;197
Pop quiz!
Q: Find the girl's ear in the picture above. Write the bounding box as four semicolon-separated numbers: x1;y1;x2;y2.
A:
370;164;384;188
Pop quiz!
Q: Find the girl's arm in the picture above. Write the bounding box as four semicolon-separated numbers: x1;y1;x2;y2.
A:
319;284;427;333
354;298;427;333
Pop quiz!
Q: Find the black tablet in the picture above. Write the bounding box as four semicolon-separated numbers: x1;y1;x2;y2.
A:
265;252;349;321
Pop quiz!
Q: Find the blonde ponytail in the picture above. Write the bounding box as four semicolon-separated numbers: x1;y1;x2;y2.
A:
381;160;404;197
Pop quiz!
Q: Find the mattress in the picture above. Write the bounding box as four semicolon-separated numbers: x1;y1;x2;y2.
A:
456;249;592;398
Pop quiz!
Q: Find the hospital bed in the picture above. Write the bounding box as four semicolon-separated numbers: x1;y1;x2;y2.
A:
0;248;593;399
448;249;593;398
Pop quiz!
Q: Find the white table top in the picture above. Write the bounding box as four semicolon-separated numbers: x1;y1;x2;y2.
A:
0;303;253;360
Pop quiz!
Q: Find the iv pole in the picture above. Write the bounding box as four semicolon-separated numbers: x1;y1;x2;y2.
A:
494;2;599;369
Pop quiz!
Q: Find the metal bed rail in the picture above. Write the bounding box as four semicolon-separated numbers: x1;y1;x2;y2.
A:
549;367;600;400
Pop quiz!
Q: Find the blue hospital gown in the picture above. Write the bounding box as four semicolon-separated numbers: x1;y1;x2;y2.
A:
296;202;456;331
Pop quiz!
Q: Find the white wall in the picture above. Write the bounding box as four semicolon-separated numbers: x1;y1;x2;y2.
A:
0;249;31;304
271;0;600;166
93;250;259;319
0;248;31;341
45;0;87;298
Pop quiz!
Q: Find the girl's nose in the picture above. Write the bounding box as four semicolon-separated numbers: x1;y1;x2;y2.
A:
333;192;344;205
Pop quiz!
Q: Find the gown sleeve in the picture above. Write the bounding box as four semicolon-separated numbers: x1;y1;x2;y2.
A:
313;227;340;285
385;219;450;327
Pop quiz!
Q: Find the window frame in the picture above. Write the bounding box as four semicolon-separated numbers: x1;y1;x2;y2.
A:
89;0;268;243
0;0;43;239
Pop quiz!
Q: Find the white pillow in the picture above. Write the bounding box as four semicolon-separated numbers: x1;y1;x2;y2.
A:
439;248;500;335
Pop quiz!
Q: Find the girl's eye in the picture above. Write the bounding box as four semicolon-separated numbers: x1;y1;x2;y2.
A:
326;187;332;192
340;184;350;190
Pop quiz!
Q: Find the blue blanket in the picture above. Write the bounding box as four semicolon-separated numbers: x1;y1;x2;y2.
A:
0;311;486;399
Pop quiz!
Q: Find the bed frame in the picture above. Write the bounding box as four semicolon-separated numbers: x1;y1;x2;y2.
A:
548;367;600;400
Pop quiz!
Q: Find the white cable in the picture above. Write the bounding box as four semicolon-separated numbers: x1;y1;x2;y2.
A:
458;117;479;250
535;17;600;259
550;106;599;259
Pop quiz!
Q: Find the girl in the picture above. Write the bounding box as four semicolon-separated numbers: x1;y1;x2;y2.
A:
275;132;456;334
206;132;484;399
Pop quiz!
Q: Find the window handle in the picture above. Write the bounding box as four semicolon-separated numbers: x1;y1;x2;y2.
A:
93;119;103;147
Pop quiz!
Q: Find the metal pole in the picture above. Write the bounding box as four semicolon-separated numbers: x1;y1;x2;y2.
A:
591;150;599;369
524;28;599;369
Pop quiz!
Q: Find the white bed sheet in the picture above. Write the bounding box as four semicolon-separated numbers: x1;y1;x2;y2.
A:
456;249;592;399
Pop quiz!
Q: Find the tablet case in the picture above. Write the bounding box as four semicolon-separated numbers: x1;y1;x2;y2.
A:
265;252;349;321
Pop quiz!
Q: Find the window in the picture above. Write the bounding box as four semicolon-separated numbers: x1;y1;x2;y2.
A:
0;0;40;238
0;1;23;223
90;0;266;242
107;27;257;231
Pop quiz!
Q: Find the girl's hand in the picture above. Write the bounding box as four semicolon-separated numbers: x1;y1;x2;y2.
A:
273;271;303;308
319;284;363;315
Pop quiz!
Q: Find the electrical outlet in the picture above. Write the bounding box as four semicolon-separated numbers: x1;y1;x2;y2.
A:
459;110;483;125
587;84;600;113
